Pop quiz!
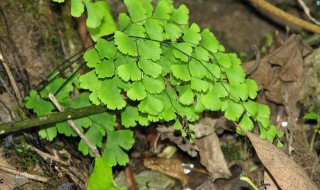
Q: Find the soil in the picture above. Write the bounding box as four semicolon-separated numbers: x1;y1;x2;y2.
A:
0;0;319;189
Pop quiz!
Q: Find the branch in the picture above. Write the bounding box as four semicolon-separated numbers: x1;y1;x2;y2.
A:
0;105;108;135
249;0;320;34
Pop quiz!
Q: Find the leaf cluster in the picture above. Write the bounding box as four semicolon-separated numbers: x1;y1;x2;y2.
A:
78;0;282;143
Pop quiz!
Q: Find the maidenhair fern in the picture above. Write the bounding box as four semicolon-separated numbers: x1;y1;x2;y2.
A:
25;0;284;188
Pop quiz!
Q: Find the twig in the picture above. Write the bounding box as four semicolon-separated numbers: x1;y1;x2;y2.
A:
249;0;320;34
297;0;320;25
0;104;108;135
29;145;70;166
49;93;101;157
125;166;137;190
0;165;48;183
0;51;22;104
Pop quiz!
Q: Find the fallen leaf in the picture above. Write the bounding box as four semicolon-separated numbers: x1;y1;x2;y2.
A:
194;132;231;181
157;125;199;157
241;128;319;190
242;34;312;104
144;157;190;186
264;170;280;190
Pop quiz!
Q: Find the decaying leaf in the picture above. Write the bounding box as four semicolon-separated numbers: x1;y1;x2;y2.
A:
194;132;231;181
243;34;312;104
144;157;190;186
194;116;217;138
264;170;280;190
241;128;318;190
157;125;199;157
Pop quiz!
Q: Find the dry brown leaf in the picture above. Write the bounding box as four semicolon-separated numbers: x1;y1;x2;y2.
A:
194;132;231;181
242;35;312;104
157;126;199;157
143;157;189;187
264;170;280;190
241;129;318;190
194;116;217;138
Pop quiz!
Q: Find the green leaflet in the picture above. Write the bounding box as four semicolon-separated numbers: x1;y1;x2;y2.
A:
95;59;115;78
79;70;101;91
98;78;126;110
125;23;146;38
84;1;106;28
25;90;54;116
160;92;177;121
145;19;164;41
194;46;209;61
78;125;104;156
138;94;164;115
103;130;135;166
137;40;162;61
173;119;182;130
229;83;249;101
239;113;254;131
245;79;258;99
88;7;117;40
114;31;138;56
172;42;193;62
153;0;173;20
164;23;182;42
191;76;210;93
138;58;163;78
39;126;57;141
121;106;139;127
119;13;131;31
215;52;232;68
84;48;101;68
127;81;147;101
177;84;194;105
183;23;201;45
225;63;246;85
256;103;271;128
201;85;222;111
171;64;191;81
200;29;220;53
124;0;147;22
224;100;244;121
303;112;318;120
142;76;165;94
95;39;117;59
171;4;189;25
189;59;207;79
87;157;125;190
71;0;84;17
117;57;142;81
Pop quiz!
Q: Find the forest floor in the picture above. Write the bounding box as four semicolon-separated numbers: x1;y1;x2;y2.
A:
0;0;319;189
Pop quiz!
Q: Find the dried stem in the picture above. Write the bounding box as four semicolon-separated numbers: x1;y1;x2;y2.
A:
49;93;101;157
0;165;48;183
249;0;320;34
